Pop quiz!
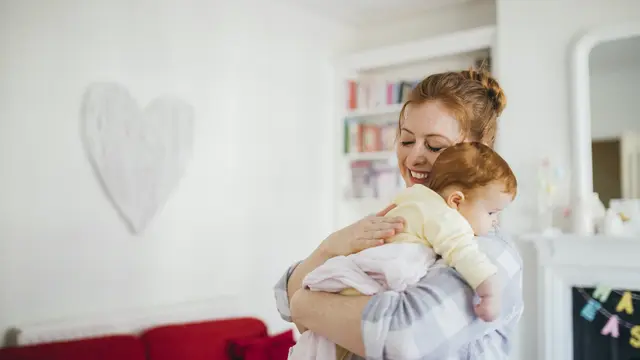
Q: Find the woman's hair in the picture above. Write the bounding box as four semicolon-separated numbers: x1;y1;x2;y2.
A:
398;68;507;148
426;142;517;199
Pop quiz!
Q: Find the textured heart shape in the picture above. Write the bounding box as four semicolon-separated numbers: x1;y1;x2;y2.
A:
80;83;194;234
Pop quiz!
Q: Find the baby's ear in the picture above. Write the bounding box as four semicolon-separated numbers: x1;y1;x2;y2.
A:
446;191;465;209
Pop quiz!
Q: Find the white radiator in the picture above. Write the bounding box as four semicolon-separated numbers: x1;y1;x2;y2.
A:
14;295;249;346
16;324;122;346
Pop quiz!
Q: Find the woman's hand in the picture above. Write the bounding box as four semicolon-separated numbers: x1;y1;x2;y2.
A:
286;204;404;333
318;204;405;257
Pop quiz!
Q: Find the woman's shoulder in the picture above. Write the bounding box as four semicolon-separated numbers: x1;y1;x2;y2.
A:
476;228;523;274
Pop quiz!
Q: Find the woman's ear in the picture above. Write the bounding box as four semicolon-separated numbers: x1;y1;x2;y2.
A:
446;191;465;209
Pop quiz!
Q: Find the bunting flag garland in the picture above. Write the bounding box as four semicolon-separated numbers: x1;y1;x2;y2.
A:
617;291;635;315
593;285;612;302
580;298;602;321
601;315;620;338
577;286;640;349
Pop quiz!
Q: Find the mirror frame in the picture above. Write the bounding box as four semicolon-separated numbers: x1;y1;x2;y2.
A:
570;22;640;235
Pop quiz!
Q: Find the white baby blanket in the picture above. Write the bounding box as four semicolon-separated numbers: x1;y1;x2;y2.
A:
288;243;437;360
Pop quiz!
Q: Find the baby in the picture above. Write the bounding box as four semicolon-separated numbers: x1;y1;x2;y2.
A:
377;141;517;320
289;142;518;360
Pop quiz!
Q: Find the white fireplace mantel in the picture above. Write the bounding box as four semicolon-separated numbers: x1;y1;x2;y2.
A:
524;234;640;360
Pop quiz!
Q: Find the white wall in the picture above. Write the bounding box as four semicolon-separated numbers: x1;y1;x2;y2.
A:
0;0;348;335
591;63;640;140
495;0;640;233
495;1;640;360
349;0;496;51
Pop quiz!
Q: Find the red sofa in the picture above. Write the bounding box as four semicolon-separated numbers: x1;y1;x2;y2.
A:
0;317;295;360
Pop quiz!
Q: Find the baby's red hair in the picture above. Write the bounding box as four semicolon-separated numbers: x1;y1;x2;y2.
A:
426;142;517;199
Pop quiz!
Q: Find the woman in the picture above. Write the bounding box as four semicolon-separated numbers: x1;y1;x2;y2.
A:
274;69;523;359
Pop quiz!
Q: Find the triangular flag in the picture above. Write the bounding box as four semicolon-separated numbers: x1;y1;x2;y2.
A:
616;291;634;315
601;315;619;338
593;285;612;302
580;299;601;322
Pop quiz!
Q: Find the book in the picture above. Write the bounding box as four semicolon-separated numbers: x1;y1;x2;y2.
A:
345;79;420;111
380;123;397;152
398;81;418;104
361;125;380;152
347;80;358;110
344;119;397;154
349;159;402;199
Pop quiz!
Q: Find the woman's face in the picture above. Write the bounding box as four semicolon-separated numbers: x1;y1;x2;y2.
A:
397;100;464;187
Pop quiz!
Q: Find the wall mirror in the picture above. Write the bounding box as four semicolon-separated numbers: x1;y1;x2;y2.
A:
570;22;640;235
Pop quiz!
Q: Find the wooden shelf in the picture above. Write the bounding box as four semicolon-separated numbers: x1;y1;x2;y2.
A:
345;151;395;162
341;25;496;71
345;104;403;119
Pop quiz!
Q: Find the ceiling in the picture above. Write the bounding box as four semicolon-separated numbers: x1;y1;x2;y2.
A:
288;0;478;25
590;35;640;72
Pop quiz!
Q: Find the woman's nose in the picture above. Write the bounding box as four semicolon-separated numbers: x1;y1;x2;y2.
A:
408;144;428;165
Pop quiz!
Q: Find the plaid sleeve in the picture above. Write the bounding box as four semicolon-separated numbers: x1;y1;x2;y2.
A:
273;262;301;322
361;233;522;360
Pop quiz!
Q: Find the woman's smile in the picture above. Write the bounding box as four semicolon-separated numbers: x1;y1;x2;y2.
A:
408;169;430;184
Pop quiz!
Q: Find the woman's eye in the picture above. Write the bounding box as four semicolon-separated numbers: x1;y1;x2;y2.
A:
400;141;414;147
427;145;444;152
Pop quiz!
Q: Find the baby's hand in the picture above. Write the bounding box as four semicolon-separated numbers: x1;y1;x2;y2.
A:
474;275;501;322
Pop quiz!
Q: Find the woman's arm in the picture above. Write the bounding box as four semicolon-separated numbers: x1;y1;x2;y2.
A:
288;207;403;302
292;266;486;358
290;234;524;359
273;205;404;330
273;249;334;333
291;266;496;359
290;290;368;356
286;248;332;312
274;262;300;324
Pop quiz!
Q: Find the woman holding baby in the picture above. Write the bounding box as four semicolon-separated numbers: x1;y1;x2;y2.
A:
274;69;523;359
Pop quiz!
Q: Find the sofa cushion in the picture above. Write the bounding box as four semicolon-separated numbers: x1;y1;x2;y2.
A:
141;317;267;360
266;330;295;360
0;335;145;360
227;330;295;360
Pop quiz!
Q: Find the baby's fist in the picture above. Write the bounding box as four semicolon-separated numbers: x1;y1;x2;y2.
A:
474;276;501;322
474;296;499;322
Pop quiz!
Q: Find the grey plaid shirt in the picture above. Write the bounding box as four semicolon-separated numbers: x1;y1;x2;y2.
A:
273;230;523;360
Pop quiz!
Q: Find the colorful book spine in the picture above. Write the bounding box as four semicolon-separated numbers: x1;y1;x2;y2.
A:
346;79;420;111
344;120;397;154
347;80;358;110
348;158;402;199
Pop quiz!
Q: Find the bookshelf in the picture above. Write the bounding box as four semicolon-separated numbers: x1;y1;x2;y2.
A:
345;103;404;118
346;151;395;162
333;25;497;228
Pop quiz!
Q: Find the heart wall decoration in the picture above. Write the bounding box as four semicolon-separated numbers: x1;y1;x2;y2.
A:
80;82;195;234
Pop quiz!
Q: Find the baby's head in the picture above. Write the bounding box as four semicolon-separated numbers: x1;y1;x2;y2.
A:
426;142;517;236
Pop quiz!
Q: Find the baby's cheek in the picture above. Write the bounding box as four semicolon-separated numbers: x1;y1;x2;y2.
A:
476;218;492;236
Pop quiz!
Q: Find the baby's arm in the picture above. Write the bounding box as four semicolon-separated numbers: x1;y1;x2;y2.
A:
474;275;500;321
386;187;497;285
421;211;501;321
